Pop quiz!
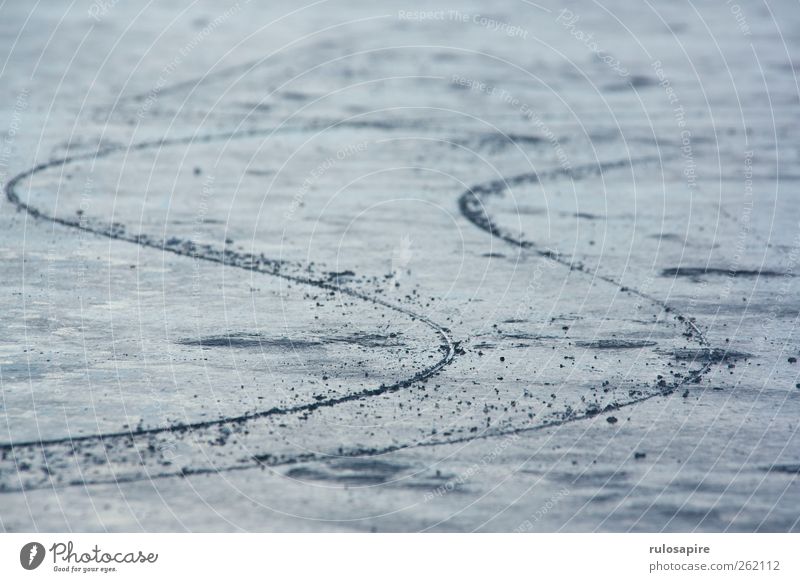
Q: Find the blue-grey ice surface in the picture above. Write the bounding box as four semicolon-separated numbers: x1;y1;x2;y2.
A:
0;0;799;531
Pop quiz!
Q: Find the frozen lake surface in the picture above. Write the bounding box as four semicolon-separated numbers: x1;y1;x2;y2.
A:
1;0;799;531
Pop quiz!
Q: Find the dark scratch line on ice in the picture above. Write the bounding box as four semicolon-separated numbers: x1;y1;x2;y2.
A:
1;137;717;493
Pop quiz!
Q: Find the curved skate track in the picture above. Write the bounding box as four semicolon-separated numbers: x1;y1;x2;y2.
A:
1;120;720;493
